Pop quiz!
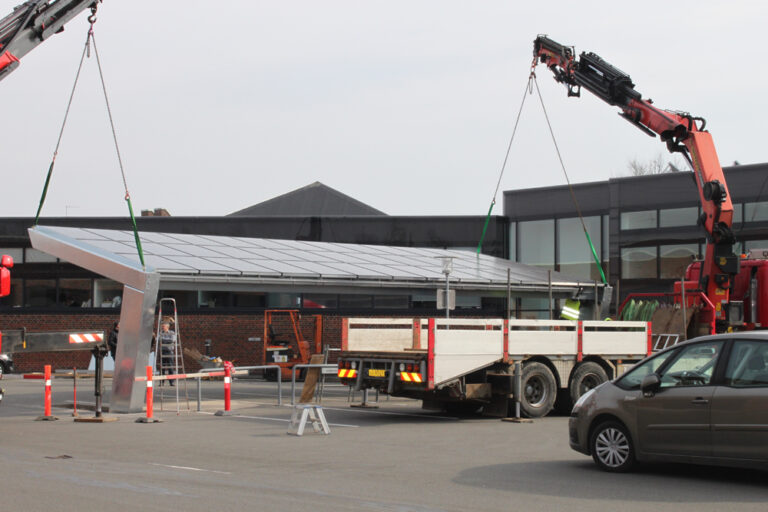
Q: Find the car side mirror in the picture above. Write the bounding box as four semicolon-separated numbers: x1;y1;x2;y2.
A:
641;373;661;397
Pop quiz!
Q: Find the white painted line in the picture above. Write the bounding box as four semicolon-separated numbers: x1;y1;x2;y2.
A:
318;405;459;420
196;410;359;428
149;463;231;475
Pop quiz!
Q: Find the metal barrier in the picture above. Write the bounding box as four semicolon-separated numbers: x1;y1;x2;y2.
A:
197;365;283;411
290;364;339;405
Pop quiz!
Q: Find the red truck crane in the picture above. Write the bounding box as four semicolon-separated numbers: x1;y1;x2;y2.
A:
533;35;767;335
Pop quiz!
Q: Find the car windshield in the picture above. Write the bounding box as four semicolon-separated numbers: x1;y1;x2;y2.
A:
615;349;676;390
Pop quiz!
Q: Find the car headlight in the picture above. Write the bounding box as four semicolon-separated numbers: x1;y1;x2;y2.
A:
571;388;596;415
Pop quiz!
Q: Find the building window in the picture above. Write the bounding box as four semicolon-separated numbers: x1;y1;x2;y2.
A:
621;247;657;279
509;222;516;261
0;278;23;307
374;295;409;309
519;297;551;320
557;216;602;280
660;244;698;279
620;210;657;230
25;278;56;306
95;279;123;307
25;248;57;263
339;294;374;309
744;202;768;223
198;291;231;308
744;240;768;255
659;207;698;228
732;203;743;224
267;293;300;308
59;278;92;307
0;248;23;265
518;220;554;268
232;292;266;308
302;294;337;309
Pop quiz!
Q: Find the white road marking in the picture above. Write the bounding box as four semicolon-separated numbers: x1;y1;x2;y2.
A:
196;410;359;428
149;463;231;475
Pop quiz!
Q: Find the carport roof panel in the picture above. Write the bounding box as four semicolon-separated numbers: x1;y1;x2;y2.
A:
34;226;596;289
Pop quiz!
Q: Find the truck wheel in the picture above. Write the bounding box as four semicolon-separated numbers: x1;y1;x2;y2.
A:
569;362;608;405
520;362;556;418
589;420;636;472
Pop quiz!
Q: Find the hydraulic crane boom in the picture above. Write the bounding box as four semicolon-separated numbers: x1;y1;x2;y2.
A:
533;35;741;328
0;0;100;82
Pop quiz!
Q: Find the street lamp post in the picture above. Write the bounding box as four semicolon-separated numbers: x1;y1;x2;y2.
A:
440;256;455;325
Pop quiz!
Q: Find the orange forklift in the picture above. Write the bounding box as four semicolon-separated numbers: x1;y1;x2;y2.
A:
262;310;322;380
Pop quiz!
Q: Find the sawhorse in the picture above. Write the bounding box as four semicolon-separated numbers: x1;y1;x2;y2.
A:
288;404;331;436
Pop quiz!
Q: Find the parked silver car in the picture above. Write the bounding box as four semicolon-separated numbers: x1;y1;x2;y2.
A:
569;332;768;472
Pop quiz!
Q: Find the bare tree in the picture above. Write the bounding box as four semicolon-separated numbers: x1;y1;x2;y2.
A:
627;153;686;176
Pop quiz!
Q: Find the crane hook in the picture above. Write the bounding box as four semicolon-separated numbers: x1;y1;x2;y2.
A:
87;4;97;25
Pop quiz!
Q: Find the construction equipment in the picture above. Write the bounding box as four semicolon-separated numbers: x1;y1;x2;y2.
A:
533;35;768;334
0;0;102;82
263;310;322;381
152;298;189;412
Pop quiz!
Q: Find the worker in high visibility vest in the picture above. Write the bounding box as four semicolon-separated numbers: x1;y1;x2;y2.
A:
560;299;580;320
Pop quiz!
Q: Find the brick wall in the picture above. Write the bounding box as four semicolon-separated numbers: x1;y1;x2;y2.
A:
1;311;347;373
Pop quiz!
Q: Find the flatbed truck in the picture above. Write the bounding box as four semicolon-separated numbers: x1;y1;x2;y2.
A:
337;317;651;417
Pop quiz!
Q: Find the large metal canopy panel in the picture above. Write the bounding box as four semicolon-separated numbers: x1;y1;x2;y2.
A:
34;226;599;294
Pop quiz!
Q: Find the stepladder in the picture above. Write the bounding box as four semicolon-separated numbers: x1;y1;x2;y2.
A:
288;404;330;436
153;298;189;412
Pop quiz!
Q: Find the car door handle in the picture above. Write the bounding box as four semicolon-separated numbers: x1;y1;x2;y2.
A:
691;398;709;405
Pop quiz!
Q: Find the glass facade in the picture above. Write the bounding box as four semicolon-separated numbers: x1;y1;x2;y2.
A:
744;201;768;223
25;278;56;307
659;207;698;228
621;247;657;279
58;278;92;307
518;220;554;269
557;216;602;280
621;210;657;230
25;248;57;263
660;244;698;279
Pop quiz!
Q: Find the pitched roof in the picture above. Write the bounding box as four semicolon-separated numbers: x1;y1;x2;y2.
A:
228;182;386;216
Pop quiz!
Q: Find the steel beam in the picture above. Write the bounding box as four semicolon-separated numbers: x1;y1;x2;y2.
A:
28;225;159;413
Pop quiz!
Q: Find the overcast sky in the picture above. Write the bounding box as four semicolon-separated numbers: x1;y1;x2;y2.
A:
1;1;766;218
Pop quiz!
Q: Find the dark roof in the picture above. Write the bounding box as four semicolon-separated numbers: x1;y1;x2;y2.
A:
228;182;386;217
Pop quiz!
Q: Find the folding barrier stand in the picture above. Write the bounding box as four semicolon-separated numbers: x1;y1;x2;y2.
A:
287;404;330;436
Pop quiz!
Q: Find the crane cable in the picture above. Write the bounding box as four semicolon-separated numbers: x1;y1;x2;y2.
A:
476;71;535;255
33;8;145;268
531;73;606;284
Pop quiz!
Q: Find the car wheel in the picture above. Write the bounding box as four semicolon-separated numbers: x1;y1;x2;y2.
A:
589;421;636;472
569;362;609;405
520;362;557;418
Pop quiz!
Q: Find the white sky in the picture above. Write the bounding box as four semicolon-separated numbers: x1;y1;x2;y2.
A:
1;1;766;218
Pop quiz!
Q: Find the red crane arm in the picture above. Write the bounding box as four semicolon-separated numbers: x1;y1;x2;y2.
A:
533;35;740;325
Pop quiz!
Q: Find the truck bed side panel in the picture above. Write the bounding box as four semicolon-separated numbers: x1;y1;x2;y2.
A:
581;320;650;355
346;318;415;352
432;319;504;386
508;320;577;356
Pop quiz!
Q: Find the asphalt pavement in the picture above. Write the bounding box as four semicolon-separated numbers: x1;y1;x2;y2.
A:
0;375;766;511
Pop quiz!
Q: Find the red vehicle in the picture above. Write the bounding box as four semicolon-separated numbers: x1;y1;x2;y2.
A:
533;36;768;335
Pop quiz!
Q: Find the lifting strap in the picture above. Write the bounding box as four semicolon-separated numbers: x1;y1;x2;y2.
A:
33;7;145;268
476;74;534;255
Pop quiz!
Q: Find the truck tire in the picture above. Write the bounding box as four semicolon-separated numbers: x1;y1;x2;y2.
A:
569;362;608;405
520;362;556;418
